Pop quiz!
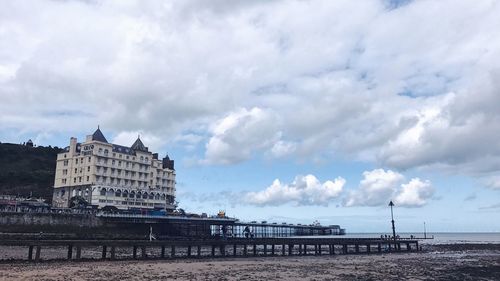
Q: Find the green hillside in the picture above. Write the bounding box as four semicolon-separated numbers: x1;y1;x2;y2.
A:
0;143;62;202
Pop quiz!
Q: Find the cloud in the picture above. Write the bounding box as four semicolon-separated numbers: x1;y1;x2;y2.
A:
394;178;434;207
483;176;500;190
345;169;434;207
244;174;345;206
1;0;500;184
201;107;282;165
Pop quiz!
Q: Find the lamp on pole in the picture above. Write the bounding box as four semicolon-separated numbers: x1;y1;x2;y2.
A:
389;200;396;240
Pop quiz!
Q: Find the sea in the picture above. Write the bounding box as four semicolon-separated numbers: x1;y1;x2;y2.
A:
339;232;500;244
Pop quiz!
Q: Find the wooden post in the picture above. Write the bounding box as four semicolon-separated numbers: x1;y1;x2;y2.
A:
221;245;226;256
35;245;41;261
76;246;81;260
161;245;165;258
67;245;73;260
133;246;137;259
171;245;175;258
101;245;107;259
141;246;147;259
28;245;34;261
110;246;116;260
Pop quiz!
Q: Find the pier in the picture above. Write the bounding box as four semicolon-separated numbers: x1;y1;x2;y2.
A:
0;237;419;262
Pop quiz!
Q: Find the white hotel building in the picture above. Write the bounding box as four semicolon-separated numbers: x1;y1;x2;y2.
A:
52;128;176;211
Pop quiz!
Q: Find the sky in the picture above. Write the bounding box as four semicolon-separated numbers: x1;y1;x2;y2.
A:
1;0;499;232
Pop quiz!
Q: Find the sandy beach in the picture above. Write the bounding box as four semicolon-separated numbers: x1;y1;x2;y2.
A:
0;244;499;281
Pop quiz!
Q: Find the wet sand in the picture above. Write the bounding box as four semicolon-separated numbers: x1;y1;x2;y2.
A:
0;244;499;281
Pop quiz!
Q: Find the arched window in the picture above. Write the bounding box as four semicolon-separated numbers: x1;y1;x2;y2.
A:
155;193;160;200
129;191;135;198
149;193;154;199
142;192;148;199
160;194;166;200
115;189;121;197
108;188;114;197
136;192;142;199
100;188;106;196
122;190;128;198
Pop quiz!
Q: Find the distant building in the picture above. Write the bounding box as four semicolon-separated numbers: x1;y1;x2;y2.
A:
26;139;33;147
52;128;176;211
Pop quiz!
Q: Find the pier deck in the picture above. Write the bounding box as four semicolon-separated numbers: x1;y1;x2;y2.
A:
0;237;419;262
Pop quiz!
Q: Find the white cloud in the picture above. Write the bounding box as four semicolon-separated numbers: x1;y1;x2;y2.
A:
346;169;435;208
394;178;434;207
245;174;345;206
483;176;500;190
345;169;404;207
1;0;500;184
201;107;282;165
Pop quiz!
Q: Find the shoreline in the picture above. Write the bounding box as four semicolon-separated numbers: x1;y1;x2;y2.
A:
0;243;499;280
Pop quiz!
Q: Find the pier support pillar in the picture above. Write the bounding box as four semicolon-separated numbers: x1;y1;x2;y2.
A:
141;246;147;259
197;245;202;257
318;244;322;255
406;243;411;251
187;245;192;257
263;244;267;256
282;244;286;256
378;243;382;253
101;245;107;259
211;245;216;257
220;245;226;256
355;244;359;254
110;246;116;260
366;244;371;254
76;246;81;260
133;246;137;259
161;246;165;258
299;244;303;255
342;244;347;254
233;244;237;256
35;245;41;261
243;244;247;256
288;244;293;256
67;245;73;260
28;245;34;261
271;244;275;256
253;244;257;256
171;245;176;258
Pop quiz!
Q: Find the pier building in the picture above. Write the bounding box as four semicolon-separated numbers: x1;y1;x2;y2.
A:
52;128;176;211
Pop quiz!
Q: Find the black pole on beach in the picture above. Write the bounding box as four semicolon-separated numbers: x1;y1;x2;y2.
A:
389;201;396;241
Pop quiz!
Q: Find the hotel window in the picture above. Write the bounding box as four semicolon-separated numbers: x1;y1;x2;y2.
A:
99;148;103;154
86;176;89;182
79;177;82;182
73;178;76;183
113;153;116;157
75;159;78;164
88;157;91;162
63;160;68;166
112;160;115;165
104;149;109;156
74;168;77;173
87;167;90;172
63;169;68;175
